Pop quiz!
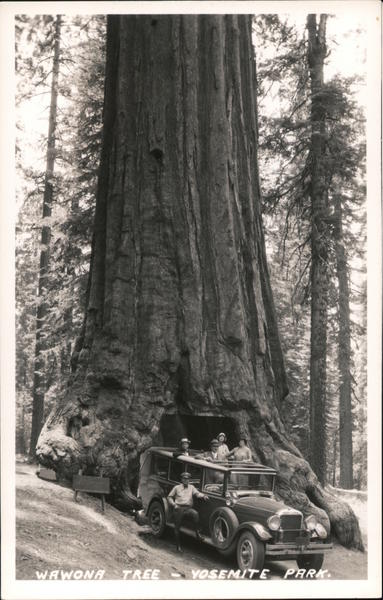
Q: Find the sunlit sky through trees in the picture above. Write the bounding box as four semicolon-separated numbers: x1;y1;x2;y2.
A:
17;13;366;198
16;11;368;340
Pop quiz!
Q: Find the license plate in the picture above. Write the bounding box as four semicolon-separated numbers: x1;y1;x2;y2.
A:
295;536;310;546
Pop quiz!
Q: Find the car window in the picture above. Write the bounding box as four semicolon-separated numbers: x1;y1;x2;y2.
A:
227;472;274;491
203;468;224;495
152;455;170;478
169;461;202;489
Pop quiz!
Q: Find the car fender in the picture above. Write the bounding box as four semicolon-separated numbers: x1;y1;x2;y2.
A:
146;494;171;522
236;521;272;542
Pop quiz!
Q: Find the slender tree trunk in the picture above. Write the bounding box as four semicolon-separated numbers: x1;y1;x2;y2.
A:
37;15;363;549
332;429;337;487
307;14;329;486
334;195;353;488
29;15;62;457
16;403;26;455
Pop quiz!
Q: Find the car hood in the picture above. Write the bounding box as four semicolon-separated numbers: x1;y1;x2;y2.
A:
235;495;301;517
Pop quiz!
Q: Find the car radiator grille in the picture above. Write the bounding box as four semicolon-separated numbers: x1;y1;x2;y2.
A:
280;513;303;530
280;529;305;543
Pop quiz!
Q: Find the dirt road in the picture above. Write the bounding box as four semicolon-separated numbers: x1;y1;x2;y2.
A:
16;462;367;580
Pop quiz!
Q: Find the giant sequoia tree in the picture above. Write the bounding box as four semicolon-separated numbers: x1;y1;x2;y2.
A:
37;15;363;548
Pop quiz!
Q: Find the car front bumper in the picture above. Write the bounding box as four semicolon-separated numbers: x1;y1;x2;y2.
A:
265;542;333;556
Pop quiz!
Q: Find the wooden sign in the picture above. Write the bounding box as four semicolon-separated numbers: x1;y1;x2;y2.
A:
38;468;57;481
72;474;110;512
73;475;110;494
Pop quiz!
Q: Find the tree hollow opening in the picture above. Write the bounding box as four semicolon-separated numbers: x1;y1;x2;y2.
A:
156;414;237;451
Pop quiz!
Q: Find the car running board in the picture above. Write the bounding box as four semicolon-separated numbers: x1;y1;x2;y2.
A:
167;522;215;546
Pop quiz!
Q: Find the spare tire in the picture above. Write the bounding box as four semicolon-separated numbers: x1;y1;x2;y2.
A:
210;507;239;550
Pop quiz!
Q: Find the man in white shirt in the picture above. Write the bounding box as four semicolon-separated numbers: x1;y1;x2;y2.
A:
167;472;209;552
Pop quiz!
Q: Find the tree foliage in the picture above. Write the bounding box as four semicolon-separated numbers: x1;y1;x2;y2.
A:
15;15;106;454
254;14;366;487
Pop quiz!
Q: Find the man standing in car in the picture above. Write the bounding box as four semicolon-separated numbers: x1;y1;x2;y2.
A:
173;437;191;457
196;438;220;461
167;472;209;552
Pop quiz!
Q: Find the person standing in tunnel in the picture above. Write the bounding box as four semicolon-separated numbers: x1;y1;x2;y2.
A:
173;437;191;457
216;432;229;460
227;437;252;462
196;439;220;461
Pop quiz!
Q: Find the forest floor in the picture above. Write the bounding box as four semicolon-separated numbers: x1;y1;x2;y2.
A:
16;460;367;581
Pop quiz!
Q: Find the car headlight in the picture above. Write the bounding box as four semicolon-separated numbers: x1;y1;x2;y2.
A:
315;523;327;539
305;515;317;530
267;514;281;531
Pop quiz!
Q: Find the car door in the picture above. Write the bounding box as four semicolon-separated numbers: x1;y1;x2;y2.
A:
145;453;171;506
194;467;227;535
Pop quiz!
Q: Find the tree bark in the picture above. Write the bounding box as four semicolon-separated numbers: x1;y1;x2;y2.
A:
307;14;329;486
29;15;62;457
334;195;353;488
332;428;337;487
37;15;363;549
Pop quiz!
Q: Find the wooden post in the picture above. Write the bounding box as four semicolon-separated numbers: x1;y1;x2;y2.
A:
74;468;83;502
99;468;104;511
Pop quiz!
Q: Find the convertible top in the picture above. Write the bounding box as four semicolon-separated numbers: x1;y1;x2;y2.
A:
147;447;277;475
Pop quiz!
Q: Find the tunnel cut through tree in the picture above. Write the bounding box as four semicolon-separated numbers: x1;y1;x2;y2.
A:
37;14;363;549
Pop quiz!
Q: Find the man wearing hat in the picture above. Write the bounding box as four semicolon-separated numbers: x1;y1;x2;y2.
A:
196;438;220;462
173;437;191;458
167;472;209;552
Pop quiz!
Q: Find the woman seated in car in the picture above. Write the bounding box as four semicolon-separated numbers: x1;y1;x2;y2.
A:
227;437;252;462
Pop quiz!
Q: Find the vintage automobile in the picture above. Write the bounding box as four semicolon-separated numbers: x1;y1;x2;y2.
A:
137;447;332;571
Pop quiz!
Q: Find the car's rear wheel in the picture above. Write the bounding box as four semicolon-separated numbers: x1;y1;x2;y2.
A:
236;531;265;571
148;500;166;538
296;553;324;570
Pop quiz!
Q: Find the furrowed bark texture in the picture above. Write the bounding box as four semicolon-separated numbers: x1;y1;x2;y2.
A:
29;15;62;457
334;195;353;488
307;14;328;487
37;15;363;549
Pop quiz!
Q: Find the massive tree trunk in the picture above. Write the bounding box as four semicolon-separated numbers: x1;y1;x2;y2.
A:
334;195;353;488
307;14;329;486
29;15;62;457
37;15;363;549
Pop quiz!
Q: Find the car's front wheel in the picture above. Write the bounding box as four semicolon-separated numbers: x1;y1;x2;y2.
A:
296;553;324;570
148;500;166;538
236;531;265;571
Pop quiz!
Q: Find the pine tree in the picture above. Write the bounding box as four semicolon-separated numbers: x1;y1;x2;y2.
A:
306;14;330;485
29;15;62;457
255;15;366;487
15;15;105;456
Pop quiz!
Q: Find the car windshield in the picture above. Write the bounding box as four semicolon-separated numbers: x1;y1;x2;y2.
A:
227;472;274;492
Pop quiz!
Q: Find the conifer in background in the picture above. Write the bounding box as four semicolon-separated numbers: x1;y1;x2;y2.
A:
29;15;62;457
